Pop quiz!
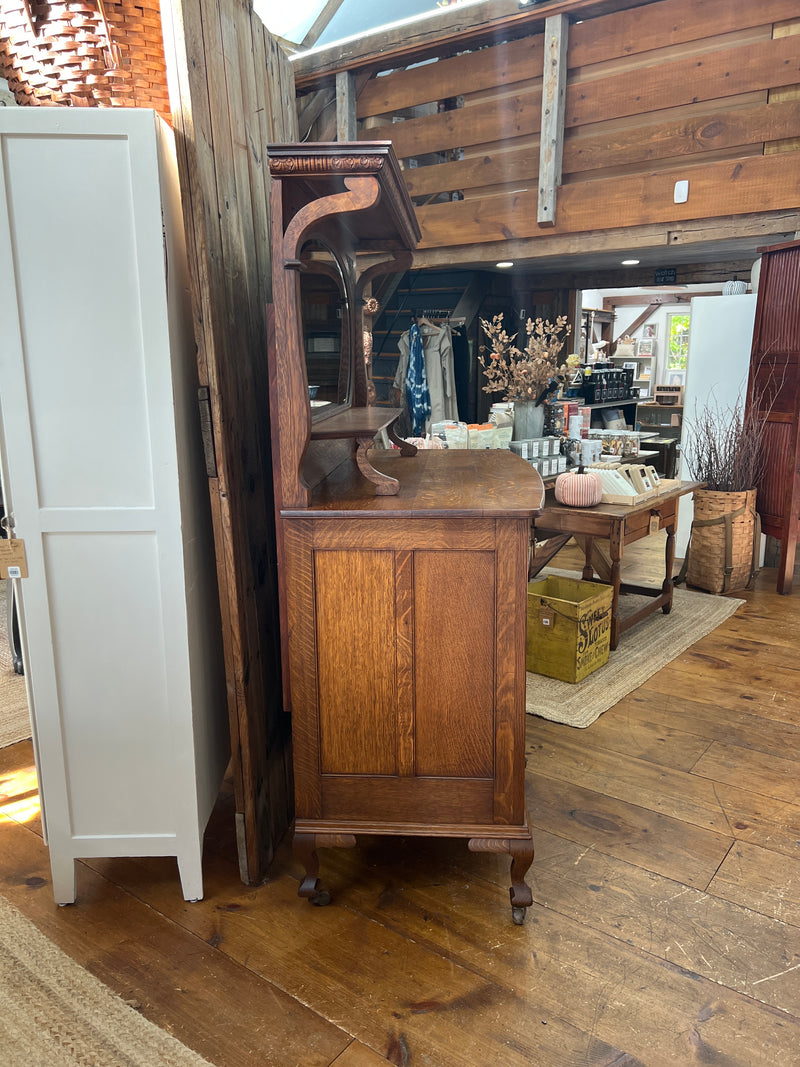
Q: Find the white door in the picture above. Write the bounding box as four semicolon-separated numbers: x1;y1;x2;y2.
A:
677;294;758;557
0;108;228;903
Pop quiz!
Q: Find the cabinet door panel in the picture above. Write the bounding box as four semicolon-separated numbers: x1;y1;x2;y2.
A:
315;549;397;775
414;550;495;778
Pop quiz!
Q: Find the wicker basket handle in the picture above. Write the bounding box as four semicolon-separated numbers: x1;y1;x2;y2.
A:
95;0;122;70
20;0;39;37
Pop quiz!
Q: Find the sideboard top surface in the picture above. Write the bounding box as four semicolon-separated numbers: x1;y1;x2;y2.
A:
281;450;545;519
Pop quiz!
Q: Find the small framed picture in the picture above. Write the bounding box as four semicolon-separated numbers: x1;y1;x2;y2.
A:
637;338;655;356
622;361;637;370
667;370;685;387
643;324;657;338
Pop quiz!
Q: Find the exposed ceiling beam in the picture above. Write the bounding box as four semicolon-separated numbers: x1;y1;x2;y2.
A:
300;0;346;51
611;302;661;348
291;0;654;90
406;209;800;279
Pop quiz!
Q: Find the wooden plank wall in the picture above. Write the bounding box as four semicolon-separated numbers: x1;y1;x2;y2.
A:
352;0;800;254
159;0;298;885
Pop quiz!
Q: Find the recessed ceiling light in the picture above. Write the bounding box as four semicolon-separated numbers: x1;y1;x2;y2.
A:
621;259;640;266
496;261;514;269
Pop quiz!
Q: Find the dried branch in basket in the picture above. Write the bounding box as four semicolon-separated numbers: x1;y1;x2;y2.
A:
683;386;771;493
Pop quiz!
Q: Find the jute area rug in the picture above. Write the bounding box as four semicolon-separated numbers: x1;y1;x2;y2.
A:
526;572;745;728
0;582;30;748
0;893;213;1067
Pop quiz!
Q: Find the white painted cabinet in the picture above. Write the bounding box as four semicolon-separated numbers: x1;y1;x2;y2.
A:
0;108;229;903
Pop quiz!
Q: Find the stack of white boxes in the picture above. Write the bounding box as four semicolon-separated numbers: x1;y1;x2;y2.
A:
509;438;567;477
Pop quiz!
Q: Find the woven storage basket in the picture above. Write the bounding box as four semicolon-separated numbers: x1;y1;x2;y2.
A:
0;1;170;122
685;488;758;594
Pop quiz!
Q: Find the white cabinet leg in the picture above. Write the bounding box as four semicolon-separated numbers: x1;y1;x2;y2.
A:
177;849;204;902
50;853;77;905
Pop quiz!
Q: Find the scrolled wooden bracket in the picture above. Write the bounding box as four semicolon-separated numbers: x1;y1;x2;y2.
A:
356;437;400;495
283;176;380;264
386;420;417;457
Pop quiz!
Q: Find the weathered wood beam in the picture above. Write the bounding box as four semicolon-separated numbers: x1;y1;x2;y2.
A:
336;70;356;141
357;35;543;118
766;16;800;155
402;100;800;200
416;154;800;248
297;87;335;140
354;0;800;119
295;0;800;92
538;14;569;226
300;0;346;50
291;0;652;89
604;294;727;308
366;86;542;160
366;34;800;162
566;36;800;129
408;210;800;274
611;304;661;348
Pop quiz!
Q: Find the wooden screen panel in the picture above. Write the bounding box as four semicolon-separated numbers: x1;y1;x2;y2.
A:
752;257;800;356
160;0;298;883
315;549;398;776
757;421;793;529
413;550;495;779
749;244;800;538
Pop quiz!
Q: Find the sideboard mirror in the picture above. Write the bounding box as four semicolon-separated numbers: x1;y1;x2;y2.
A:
299;247;351;420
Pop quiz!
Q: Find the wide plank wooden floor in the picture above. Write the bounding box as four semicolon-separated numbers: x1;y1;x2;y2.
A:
1;537;799;1066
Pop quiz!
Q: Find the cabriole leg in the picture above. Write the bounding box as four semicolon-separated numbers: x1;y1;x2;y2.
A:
468;823;535;925
293;831;357;907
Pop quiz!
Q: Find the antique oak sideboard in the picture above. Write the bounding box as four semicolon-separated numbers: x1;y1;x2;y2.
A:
267;142;544;923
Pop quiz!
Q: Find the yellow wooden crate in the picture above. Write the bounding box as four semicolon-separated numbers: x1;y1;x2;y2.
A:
527;576;612;683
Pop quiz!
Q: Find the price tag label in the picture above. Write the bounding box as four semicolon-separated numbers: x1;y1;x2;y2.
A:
0;539;28;579
539;605;556;627
649;512;661;536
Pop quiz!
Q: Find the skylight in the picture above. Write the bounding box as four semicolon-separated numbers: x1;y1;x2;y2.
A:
254;0;484;51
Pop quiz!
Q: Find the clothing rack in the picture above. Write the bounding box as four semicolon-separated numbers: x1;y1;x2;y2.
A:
412;308;465;330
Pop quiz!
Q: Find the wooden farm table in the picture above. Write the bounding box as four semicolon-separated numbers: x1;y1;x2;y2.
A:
530;480;701;650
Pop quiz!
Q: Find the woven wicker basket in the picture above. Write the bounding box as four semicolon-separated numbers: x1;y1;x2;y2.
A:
685;488;758;594
0;0;170;122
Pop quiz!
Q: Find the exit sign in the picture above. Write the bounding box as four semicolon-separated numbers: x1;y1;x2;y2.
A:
654;268;677;284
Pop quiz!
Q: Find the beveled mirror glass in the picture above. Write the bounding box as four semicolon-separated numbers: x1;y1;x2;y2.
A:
299;246;350;420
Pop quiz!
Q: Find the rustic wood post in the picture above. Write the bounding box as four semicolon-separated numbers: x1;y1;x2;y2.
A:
538;13;569;226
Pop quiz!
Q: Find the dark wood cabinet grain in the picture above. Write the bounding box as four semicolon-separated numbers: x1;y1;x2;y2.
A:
267;142;544;922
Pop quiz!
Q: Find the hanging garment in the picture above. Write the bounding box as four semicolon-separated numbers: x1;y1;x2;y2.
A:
395;322;459;432
403;322;431;435
422;322;459;424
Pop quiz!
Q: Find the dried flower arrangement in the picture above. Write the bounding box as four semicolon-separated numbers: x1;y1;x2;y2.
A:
479;313;571;403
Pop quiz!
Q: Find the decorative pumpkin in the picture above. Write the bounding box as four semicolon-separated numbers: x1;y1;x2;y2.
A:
554;467;602;507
